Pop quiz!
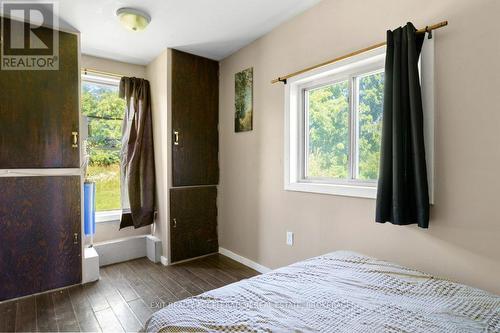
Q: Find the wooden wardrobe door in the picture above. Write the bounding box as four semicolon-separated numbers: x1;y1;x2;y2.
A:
0;20;79;169
170;187;218;262
171;49;219;186
0;176;81;301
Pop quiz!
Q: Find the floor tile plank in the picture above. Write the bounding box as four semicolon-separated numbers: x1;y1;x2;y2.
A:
127;298;153;327
83;281;110;313
0;300;17;332
15;297;36;332
52;289;80;332
94;308;124;333
102;265;140;302
97;270;142;332
68;285;102;333
35;293;58;332
127;260;178;304
3;253;259;332
140;262;192;301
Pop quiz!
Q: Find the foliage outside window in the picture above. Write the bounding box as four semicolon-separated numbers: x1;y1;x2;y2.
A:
82;79;126;212
305;71;384;182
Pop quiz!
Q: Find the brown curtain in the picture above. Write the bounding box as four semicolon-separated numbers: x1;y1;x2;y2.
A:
119;77;156;229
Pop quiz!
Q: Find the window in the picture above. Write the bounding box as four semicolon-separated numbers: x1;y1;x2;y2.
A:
285;44;434;199
81;74;126;220
304;69;384;183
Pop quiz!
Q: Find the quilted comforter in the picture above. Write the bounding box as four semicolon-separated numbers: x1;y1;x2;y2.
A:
146;251;500;332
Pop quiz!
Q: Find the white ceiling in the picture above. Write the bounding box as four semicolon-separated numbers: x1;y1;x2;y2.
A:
15;0;322;65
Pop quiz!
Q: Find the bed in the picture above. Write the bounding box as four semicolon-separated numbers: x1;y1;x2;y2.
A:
146;251;500;332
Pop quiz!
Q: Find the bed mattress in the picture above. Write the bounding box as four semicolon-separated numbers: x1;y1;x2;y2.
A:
146;251;500;332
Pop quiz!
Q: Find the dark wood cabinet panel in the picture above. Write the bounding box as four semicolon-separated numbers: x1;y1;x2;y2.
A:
0;19;79;168
0;176;81;301
170;187;218;263
171;49;219;186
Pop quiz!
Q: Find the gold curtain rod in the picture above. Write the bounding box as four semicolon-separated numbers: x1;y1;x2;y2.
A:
81;68;124;79
271;20;448;84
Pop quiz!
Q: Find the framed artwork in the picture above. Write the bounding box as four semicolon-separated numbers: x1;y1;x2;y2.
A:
235;67;253;132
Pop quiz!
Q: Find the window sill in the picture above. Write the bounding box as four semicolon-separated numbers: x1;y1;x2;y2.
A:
285;181;376;199
95;210;123;224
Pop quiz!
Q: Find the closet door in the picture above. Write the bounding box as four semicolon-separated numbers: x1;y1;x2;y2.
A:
170;187;218;262
0;176;81;301
0;21;79;169
171;49;219;186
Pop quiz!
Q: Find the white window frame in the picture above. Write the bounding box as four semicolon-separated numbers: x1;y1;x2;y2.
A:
301;62;384;186
285;39;435;201
81;73;130;223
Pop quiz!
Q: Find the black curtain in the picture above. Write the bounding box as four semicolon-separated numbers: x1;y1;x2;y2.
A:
376;22;430;228
119;77;156;229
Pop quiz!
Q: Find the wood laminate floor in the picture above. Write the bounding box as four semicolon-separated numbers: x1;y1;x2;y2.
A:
0;254;259;332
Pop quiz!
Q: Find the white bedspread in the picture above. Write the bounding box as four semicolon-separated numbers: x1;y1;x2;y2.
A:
146;251;500;332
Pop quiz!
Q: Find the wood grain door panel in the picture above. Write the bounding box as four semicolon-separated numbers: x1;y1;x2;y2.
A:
170;187;218;262
0;176;81;301
171;49;219;186
0;19;79;168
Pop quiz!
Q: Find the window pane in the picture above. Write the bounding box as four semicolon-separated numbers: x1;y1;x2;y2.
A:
306;80;350;179
82;81;126;211
357;72;384;181
86;162;122;211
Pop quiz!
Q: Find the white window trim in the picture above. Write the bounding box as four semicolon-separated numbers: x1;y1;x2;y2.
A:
284;38;435;202
95;209;131;223
95;210;122;223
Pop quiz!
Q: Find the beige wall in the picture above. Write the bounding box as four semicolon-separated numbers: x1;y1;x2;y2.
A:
218;0;500;294
146;49;171;260
81;54;146;78
92;221;149;243
81;54;151;243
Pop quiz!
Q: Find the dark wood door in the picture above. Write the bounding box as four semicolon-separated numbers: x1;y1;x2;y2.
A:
171;49;219;186
0;176;81;301
0;19;79;168
170;186;218;262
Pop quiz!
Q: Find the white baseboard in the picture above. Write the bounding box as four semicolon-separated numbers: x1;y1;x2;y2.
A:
218;247;271;273
94;235;146;267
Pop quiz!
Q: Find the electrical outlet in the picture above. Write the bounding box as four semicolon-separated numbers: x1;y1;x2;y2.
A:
286;231;294;246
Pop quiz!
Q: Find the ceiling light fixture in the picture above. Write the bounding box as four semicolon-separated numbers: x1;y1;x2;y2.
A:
116;8;151;32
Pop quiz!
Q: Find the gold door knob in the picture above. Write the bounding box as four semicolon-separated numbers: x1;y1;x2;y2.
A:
72;131;78;148
173;131;179;145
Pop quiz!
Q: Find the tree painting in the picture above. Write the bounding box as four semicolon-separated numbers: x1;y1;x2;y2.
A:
235;67;253;132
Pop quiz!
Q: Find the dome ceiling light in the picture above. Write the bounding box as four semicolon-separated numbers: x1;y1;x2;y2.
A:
116;8;151;32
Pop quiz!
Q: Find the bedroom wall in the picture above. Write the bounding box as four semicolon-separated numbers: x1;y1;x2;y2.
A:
146;49;171;261
81;54;151;243
218;0;500;294
81;54;146;78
